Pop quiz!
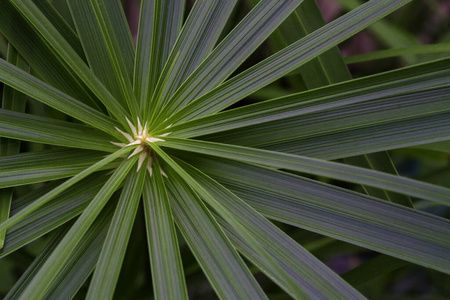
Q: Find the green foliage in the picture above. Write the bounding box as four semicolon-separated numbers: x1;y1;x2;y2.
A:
0;0;449;299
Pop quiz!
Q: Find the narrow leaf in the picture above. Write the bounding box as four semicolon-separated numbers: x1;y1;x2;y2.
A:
155;0;302;121
10;0;130;122
134;0;184;109
148;0;237;121
162;0;412;125
16;157;138;299
0;44;28;248
179;159;364;299
0;58;121;136
143;158;188;300
0;109;117;152
162;137;450;205
87;163;146;300
0;146;133;235
0;149;118;188
164;168;267;299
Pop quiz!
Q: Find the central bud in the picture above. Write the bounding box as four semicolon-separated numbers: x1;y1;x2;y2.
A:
111;117;170;176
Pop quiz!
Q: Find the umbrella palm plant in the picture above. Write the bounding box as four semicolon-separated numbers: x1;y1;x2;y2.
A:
0;0;449;299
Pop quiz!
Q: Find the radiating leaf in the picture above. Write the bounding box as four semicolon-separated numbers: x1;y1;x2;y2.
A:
148;0;237;121
0;109;117;152
161;0;412;125
16;157;138;299
185;155;450;273
0;1;101;109
162;137;450;205
164;168;267;299
10;0;130;123
0;175;106;259
143;158;188;300
155;0;302;122
0;148;118;188
0;44;28;248
134;0;184;110
88;0;138;116
0;146;133;235
0;58;121;136
87;163;146;300
179;159;364;299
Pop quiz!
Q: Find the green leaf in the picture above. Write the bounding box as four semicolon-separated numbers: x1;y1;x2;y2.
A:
0;1;102;109
67;0;128;106
134;0;184;110
179;159;364;299
16;157;138;299
88;0;138;117
337;0;420;64
256;0;352;89
0;58;121;136
341;255;409;287
0;175;106;259
344;152;413;207
0;146;133;236
162;60;450;137
0;149;118;188
155;0;302;121
250;112;450;159
143;158;188;300
0;109;117;152
148;0;237;121
32;0;85;59
186;155;450;273
4;222;72;300
87;163;146;300
6;202;115;300
0;44;28;248
164;168;267;299
161;0;412;125
42;205;113;300
10;0;130;123
345;43;450;64
162;137;450;206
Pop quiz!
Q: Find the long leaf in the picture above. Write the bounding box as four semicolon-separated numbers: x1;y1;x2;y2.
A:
0;148;118;188
42;205;113;300
0;176;106;259
0;44;27;248
32;0;85;59
0;146;133;236
16;157;138;299
185;155;450;273
0;109;117;152
252;112;450;159
87;163;146;300
0;1;101;109
161;0;412;125
88;0;138;116
4;222;72;300
10;0;130;123
160;63;450;137
143;158;188;300
67;0;127;106
155;0;302;122
162;137;450;205
249;0;351;89
164;168;267;299
179;159;364;299
0;58;120;136
148;0;237;121
134;0;184;110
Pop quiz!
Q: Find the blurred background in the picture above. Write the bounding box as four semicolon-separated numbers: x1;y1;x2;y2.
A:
0;0;449;298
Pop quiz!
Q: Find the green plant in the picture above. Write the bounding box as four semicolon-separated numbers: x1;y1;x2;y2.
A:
0;0;449;299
